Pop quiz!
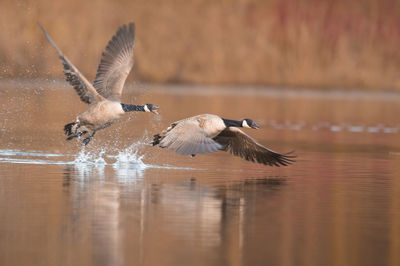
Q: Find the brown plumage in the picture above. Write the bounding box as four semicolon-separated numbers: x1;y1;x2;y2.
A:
39;23;159;145
152;114;295;166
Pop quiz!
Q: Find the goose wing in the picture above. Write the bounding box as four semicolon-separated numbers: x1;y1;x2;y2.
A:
93;23;135;101
38;24;104;105
214;127;295;166
160;120;223;156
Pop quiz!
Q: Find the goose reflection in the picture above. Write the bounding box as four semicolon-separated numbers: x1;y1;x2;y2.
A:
61;163;287;266
136;175;286;265
62;164;122;266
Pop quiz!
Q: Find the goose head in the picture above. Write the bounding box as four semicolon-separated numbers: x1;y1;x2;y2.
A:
242;119;259;129
144;104;160;114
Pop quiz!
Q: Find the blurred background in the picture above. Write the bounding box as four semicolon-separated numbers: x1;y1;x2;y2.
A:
1;0;400;90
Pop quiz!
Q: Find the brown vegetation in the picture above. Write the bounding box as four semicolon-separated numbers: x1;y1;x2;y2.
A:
1;0;400;90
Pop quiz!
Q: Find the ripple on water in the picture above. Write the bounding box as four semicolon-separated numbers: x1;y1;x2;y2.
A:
0;144;199;171
269;120;400;134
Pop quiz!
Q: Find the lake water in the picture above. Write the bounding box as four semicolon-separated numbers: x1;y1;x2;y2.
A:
0;80;399;266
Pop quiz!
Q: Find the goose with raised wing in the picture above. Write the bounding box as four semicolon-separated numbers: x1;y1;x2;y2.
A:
39;22;159;145
151;114;295;166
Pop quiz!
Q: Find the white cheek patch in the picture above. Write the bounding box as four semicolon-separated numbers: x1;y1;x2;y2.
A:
144;105;150;112
242;120;250;128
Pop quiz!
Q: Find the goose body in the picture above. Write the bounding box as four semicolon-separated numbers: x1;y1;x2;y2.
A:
39;22;159;145
171;114;227;138
79;101;125;130
152;114;295;166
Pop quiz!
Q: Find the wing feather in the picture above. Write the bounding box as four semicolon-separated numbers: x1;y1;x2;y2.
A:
38;23;104;105
214;128;295;166
159;120;223;156
93;23;135;100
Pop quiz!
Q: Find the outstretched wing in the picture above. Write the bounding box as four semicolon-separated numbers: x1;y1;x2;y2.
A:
38;23;104;105
160;120;223;156
214;127;295;166
93;23;135;101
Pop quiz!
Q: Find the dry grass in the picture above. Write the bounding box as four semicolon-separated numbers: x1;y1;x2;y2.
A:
1;0;400;90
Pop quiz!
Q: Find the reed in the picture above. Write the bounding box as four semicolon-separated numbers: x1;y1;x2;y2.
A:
1;0;400;90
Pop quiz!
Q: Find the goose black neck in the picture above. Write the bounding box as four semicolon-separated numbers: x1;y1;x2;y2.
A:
222;118;242;127
121;103;145;112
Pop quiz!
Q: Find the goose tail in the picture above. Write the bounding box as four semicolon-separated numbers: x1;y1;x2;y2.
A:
151;134;162;146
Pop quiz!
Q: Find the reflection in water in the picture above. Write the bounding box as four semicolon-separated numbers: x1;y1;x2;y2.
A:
112;162;145;182
61;166;286;266
62;164;122;266
141;175;286;266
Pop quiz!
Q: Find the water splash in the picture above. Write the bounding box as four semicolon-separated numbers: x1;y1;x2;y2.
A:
109;142;146;167
110;142;148;180
73;148;107;166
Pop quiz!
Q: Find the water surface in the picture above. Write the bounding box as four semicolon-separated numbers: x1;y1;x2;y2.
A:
0;80;399;266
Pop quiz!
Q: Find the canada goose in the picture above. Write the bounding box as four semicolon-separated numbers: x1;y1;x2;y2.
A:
39;22;159;145
151;114;295;166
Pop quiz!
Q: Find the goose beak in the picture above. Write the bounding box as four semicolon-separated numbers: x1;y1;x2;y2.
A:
251;122;259;129
151;106;159;115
